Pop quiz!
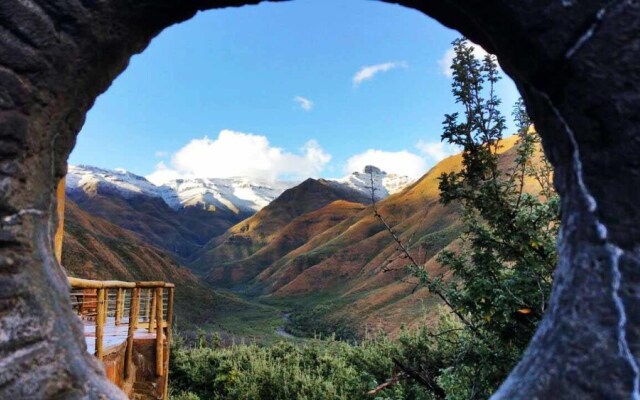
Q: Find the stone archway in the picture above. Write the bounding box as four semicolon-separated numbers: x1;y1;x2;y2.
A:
1;1;639;398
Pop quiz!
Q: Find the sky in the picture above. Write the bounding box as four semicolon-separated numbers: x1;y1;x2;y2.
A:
69;0;520;184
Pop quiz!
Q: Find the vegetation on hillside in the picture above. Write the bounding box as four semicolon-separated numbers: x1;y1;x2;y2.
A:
170;329;440;400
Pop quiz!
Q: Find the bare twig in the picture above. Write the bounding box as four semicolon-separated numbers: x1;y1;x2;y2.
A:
393;358;446;399
366;372;408;395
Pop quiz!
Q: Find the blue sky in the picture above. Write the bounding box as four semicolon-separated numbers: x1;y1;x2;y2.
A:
69;0;519;183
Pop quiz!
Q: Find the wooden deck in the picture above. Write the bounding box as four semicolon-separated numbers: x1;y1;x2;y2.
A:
82;317;157;354
68;278;174;399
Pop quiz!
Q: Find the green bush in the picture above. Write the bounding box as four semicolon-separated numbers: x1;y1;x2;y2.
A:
169;331;436;400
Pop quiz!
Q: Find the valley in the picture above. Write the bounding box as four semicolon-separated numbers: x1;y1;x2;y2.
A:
62;135;527;341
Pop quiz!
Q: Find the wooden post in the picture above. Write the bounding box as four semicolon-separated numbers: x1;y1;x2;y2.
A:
163;287;175;399
125;287;140;380
149;289;157;334
115;288;123;325
155;287;164;377
144;288;151;320
145;289;152;331
95;288;105;360
121;289;127;320
105;288;111;322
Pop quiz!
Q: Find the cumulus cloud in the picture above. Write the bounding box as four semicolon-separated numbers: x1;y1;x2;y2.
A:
353;61;408;87
416;140;460;162
345;149;427;179
147;162;181;184
294;96;314;111
438;41;492;78
154;151;168;158
146;130;331;185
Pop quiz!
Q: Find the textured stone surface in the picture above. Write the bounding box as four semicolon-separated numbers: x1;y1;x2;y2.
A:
0;0;638;398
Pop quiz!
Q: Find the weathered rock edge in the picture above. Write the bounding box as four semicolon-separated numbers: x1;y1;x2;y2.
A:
0;0;638;398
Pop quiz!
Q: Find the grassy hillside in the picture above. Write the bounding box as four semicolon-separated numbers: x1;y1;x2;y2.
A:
191;178;371;282
68;188;247;262
191;136;533;337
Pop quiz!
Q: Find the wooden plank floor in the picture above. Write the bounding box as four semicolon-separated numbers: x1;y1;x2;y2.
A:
83;317;157;353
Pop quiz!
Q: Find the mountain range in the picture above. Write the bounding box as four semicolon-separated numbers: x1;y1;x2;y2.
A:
66;165;411;260
63;135;530;337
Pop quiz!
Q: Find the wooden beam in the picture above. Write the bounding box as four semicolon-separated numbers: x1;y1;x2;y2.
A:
114;288;123;325
95;288;105;360
144;289;151;330
136;281;167;288
68;277;135;289
121;289;127;321
155;287;164;377
165;288;174;342
68;277;174;289
104;288;110;324
125;287;140;380
163;287;175;399
149;289;156;334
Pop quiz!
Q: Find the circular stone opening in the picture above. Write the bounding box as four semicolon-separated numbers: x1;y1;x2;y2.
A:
1;1;639;398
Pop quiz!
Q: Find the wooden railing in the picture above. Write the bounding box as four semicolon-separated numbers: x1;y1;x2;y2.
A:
68;277;175;380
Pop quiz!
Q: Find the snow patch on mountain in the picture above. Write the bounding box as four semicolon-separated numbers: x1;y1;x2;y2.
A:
67;165;164;199
67;165;294;214
66;164;414;214
329;165;414;201
160;178;293;213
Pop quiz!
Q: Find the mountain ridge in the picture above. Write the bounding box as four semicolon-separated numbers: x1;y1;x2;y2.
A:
68;164;413;214
191;177;373;281
66;164;414;262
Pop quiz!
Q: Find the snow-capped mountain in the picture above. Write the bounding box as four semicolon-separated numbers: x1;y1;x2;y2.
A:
328;165;414;201
67;165;165;199
66;164;414;216
66;164;416;261
160;178;293;214
67;165;294;215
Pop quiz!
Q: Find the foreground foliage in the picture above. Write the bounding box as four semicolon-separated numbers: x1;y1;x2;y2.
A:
170;330;438;400
398;39;559;398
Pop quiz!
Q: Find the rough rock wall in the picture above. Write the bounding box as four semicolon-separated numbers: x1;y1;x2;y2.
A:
0;0;638;398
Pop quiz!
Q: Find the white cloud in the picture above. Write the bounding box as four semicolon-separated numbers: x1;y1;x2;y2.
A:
353;61;408;87
294;96;314;111
146;130;331;185
147;162;181;184
345;149;427;179
154;151;168;158
438;41;491;78
416;140;460;162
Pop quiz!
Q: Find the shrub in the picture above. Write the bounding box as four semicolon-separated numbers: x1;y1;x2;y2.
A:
170;331;438;400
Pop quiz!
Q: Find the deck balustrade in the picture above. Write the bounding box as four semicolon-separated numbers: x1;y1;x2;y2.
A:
68;277;175;398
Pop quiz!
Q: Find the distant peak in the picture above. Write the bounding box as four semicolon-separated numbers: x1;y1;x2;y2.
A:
67;164;295;214
363;165;385;175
